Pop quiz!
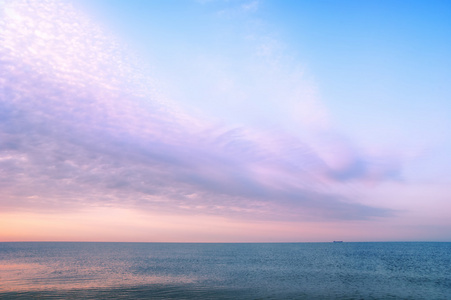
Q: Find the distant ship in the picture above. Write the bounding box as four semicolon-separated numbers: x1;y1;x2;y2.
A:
333;241;343;243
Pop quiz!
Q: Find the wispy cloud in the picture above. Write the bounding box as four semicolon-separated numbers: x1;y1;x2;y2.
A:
241;1;259;13
0;0;400;222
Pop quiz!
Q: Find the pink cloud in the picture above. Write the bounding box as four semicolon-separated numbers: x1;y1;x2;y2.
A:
0;0;400;225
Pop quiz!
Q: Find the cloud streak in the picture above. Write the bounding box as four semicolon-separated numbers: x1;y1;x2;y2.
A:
0;0;400;222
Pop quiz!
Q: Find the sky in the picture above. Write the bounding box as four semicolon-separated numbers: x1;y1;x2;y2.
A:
0;0;450;242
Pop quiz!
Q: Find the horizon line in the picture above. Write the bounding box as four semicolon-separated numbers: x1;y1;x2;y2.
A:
1;240;449;243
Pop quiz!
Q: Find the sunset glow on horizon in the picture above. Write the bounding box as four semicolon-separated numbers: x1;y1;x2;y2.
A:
1;0;450;242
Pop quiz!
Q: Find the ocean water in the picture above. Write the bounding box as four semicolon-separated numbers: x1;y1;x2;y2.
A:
0;242;450;299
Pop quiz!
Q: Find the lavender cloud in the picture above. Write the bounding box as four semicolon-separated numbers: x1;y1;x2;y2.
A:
0;0;399;221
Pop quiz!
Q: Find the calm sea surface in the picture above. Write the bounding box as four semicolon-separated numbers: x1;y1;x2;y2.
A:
0;242;450;299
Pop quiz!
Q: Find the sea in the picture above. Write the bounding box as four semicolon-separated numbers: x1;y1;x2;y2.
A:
0;242;450;299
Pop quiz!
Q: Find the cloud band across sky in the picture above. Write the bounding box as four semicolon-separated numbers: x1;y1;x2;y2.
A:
0;0;397;220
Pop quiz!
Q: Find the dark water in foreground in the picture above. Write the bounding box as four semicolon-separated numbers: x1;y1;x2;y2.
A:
0;242;450;299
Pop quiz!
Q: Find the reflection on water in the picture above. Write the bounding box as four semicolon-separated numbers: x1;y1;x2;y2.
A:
0;262;194;292
1;242;450;299
0;242;196;293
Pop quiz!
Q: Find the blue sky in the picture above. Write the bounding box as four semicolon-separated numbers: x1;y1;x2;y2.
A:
80;1;451;133
1;0;450;241
78;0;451;180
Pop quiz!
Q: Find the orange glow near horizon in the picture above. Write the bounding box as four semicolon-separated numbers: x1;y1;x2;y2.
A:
2;205;448;243
0;207;336;243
